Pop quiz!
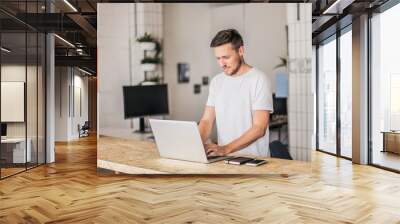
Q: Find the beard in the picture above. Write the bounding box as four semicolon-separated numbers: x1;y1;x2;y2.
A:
225;58;243;75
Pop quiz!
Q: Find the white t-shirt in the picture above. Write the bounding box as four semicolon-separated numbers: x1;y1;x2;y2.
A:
206;67;274;157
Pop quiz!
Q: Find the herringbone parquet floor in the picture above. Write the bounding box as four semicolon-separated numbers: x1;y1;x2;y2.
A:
1;135;400;223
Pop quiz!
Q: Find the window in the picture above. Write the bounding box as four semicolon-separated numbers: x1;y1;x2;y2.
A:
0;1;47;179
318;37;337;155
340;29;352;158
370;2;400;171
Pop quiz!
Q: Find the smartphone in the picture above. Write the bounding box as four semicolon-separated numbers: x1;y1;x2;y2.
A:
223;156;236;164
245;159;267;166
228;157;254;165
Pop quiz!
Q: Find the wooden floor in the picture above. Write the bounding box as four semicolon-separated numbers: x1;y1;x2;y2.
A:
1;135;400;223
372;150;400;171
1;167;26;178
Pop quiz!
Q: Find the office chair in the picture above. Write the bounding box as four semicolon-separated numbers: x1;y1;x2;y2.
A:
269;140;293;160
79;121;90;138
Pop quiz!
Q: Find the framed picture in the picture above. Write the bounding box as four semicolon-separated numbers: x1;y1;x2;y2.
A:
202;76;209;86
177;63;190;83
194;84;201;94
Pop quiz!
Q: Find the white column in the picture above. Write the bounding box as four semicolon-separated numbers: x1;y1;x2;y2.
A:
286;4;313;161
46;32;55;163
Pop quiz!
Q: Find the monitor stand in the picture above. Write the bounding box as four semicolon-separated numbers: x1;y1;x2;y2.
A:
134;117;151;134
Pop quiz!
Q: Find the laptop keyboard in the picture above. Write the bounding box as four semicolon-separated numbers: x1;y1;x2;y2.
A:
207;155;222;160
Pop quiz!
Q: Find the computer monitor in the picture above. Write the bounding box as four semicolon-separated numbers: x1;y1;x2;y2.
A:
273;94;287;115
123;84;169;132
1;123;7;137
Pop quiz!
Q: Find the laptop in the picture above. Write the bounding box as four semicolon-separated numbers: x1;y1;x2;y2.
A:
149;119;229;163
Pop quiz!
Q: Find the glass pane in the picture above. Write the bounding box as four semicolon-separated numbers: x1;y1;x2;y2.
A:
27;31;38;169
340;30;352;158
318;38;337;154
371;4;400;171
38;33;45;165
1;30;28;177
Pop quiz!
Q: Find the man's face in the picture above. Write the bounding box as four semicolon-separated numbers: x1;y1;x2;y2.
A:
213;43;244;76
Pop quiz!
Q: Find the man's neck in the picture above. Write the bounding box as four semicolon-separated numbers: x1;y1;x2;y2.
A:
232;64;252;77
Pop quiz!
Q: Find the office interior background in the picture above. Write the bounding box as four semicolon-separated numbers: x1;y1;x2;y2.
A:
0;1;400;223
0;0;98;179
314;1;400;172
0;0;399;178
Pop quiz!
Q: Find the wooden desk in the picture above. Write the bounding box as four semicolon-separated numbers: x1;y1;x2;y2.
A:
97;136;311;175
382;131;400;154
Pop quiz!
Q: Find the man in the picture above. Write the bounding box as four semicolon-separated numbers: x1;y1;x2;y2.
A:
198;29;273;157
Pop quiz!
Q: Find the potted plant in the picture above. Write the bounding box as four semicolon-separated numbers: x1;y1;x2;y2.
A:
137;32;156;50
140;57;162;71
141;75;161;85
274;56;288;69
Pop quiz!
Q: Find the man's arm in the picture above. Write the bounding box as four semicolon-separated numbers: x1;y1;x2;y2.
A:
206;110;270;156
198;106;216;143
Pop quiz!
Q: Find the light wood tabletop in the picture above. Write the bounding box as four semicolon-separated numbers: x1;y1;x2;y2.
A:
97;135;311;175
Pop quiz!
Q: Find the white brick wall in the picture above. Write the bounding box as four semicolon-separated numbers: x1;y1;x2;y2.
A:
134;3;163;85
286;3;313;161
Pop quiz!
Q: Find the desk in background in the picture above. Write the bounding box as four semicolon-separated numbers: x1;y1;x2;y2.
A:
382;131;400;154
1;138;32;165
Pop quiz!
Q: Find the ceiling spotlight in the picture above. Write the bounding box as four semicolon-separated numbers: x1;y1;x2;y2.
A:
322;0;354;15
63;0;78;12
78;67;93;76
54;34;75;48
1;47;11;53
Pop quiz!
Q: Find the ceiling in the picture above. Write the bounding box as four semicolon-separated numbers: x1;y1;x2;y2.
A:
0;0;393;75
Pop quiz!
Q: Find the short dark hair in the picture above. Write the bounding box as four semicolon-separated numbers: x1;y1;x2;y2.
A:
210;29;243;50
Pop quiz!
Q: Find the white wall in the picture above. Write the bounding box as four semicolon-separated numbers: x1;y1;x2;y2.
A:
54;67;89;141
164;3;288;123
163;4;213;121
1;65;39;138
55;67;70;141
98;4;134;133
72;74;89;138
211;4;288;92
1;64;46;163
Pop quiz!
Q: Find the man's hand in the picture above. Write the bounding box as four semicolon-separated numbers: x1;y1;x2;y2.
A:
205;143;230;156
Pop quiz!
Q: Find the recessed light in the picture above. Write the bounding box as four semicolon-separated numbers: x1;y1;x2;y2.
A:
54;34;75;48
78;67;93;76
63;0;78;12
1;47;11;53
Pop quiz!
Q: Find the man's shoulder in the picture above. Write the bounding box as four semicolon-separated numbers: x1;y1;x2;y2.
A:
249;67;267;77
213;72;225;79
210;72;225;84
248;68;269;82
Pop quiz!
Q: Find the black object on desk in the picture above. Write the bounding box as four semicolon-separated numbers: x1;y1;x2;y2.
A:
245;159;267;166
1;123;7;137
123;84;169;133
228;157;254;165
